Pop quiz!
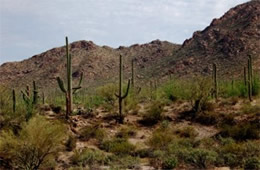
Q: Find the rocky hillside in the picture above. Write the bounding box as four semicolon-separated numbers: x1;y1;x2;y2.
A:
166;0;260;77
0;40;179;89
0;0;259;89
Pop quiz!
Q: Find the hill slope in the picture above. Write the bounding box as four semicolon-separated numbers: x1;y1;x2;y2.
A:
0;0;259;89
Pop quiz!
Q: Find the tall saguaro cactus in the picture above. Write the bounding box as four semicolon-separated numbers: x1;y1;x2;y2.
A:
115;55;130;124
21;81;38;121
247;55;253;101
244;66;247;86
212;63;218;101
12;89;16;113
56;37;83;119
131;58;135;89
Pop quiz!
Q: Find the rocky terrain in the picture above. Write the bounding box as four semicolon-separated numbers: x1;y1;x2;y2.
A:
0;0;260;90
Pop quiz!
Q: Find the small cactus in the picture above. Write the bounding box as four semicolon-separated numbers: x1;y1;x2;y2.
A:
115;55;130;124
21;81;38;121
57;36;83;119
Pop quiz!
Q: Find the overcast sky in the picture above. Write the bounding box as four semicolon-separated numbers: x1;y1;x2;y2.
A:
0;0;248;64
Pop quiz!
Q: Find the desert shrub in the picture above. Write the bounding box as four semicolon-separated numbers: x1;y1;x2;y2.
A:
70;148;109;167
148;128;174;150
244;157;260;170
134;148;153;158
188;77;212;114
140;101;164;126
252;75;260;96
66;135;77;151
220;122;259;140
175;126;198;138
100;138;135;155
109;155;140;169
96;83;117;111
0;116;66;169
216;139;260;168
183;148;217;168
79;124;106;142
242;103;260;115
115;127;136;139
195;111;218;125
162;156;178;169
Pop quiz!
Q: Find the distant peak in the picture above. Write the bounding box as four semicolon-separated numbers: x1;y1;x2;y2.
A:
70;40;97;50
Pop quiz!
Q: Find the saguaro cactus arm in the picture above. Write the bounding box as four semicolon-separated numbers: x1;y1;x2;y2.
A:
57;77;67;93
73;72;83;94
122;79;131;99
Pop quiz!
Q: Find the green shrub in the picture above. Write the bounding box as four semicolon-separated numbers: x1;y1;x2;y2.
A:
140;101;164;126
70;148;109;167
216;140;260;168
116;127;136;139
79;125;106;142
162;156;178;169
188;77;212;114
244;157;260;170
109;155;140;169
100;138;135;155
175;126;198;138
148;129;174;150
184;148;217;168
0;116;66;169
220;122;259;140
96;83;117;112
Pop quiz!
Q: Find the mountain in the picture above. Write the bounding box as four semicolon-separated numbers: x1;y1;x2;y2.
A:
165;0;260;77
0;40;180;89
0;0;259;90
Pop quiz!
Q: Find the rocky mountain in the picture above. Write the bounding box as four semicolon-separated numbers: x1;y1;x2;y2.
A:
0;0;259;90
165;0;260;77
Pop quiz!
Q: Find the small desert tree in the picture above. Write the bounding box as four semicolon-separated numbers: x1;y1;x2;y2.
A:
0;116;66;170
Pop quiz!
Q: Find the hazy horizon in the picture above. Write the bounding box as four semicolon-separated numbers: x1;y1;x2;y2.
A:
0;0;248;64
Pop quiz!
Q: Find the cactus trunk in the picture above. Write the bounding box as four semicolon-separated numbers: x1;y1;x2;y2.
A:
213;63;218;101
248;56;252;101
244;67;247;86
56;37;83;119
115;55;130;124
131;59;135;89
66;37;73;118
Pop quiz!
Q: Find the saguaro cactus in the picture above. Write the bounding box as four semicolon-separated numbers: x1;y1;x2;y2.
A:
131;58;135;89
247;56;253;101
21;81;38;121
56;37;83;119
244;66;247;86
115;55;130;124
12;89;16;113
212;63;218;101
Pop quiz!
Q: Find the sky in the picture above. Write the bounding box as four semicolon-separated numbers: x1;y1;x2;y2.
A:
0;0;249;64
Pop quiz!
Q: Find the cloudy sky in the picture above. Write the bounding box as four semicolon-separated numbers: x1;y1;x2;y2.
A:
0;0;248;64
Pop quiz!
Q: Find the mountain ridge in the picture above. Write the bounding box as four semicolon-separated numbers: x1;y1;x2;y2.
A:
0;0;259;89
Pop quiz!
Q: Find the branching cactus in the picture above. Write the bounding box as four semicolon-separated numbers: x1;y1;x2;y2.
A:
56;37;83;119
12;89;16;113
21;81;38;121
212;63;218;101
115;55;130;124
